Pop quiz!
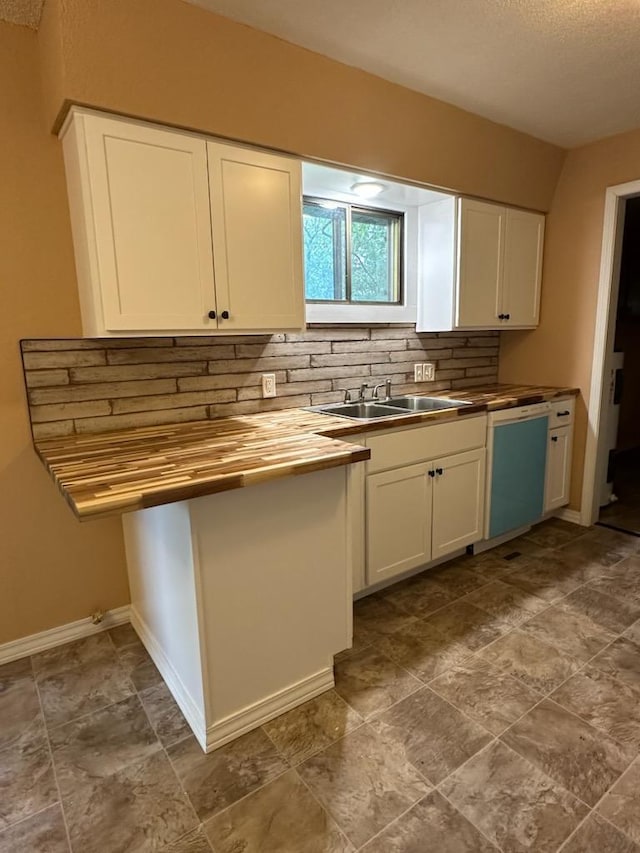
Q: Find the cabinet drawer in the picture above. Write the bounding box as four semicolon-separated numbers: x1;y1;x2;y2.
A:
550;398;575;427
367;415;486;474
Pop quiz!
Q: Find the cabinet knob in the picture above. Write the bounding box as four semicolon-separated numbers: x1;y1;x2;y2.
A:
208;310;216;320
221;310;230;320
497;313;505;320
551;436;559;442
428;470;436;478
436;467;444;476
504;313;511;320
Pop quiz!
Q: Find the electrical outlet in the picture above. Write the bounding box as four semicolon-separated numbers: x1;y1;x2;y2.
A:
423;363;435;382
414;364;424;382
262;373;276;398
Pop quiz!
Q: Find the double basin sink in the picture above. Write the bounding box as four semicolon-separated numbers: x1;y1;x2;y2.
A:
308;395;472;422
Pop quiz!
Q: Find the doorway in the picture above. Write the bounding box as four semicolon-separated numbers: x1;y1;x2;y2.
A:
583;181;640;529
598;196;640;535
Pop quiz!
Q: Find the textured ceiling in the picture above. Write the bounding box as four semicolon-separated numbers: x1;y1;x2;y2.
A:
0;0;43;28
186;0;640;147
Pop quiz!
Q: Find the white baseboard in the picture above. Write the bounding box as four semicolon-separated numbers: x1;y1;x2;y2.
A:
205;666;335;753
130;606;207;751
0;605;131;666
132;606;333;754
555;507;584;525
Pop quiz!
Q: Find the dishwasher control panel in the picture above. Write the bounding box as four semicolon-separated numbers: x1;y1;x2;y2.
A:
488;401;551;425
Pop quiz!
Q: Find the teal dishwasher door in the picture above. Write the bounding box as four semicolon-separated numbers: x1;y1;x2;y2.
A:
489;415;549;539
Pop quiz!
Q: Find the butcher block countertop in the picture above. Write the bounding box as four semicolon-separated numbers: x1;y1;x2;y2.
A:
34;383;578;520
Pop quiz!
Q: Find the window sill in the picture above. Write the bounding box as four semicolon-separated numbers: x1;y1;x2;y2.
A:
305;302;417;324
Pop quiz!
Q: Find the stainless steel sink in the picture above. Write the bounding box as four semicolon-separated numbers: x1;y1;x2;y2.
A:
308;395;473;421
385;396;472;412
308;402;410;420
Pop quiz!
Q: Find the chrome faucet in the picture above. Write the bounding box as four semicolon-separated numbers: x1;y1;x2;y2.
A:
372;379;392;401
343;383;370;404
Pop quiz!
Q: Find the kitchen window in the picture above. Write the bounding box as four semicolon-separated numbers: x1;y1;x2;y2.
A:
303;198;403;305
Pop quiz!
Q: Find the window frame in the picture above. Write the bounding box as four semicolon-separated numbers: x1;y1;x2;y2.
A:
303;196;404;307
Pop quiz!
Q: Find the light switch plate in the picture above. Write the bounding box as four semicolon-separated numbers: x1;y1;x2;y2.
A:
423;363;435;382
414;364;424;382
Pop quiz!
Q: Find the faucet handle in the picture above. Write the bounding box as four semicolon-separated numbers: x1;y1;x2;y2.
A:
343;389;354;403
359;382;370;402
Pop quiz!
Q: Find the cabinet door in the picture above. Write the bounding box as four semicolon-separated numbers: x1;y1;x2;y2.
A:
366;464;432;585
81;115;216;331
502;209;544;327
544;426;573;511
456;199;505;328
207;142;304;331
432;448;485;560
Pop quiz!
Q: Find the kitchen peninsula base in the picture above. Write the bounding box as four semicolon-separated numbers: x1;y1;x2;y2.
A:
123;466;353;752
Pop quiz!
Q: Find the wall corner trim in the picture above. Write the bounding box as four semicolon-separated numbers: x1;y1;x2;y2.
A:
0;605;131;665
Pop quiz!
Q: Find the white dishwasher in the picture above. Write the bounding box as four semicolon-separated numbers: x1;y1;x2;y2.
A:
485;402;551;539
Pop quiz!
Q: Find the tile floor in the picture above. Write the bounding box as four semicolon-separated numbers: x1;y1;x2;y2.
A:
3;518;640;851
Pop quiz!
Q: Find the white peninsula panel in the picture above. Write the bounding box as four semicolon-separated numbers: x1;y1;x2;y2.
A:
123;466;352;752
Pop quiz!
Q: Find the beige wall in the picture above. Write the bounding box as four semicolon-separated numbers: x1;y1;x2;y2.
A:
3;0;568;645
0;22;128;645
38;0;564;212
500;127;640;509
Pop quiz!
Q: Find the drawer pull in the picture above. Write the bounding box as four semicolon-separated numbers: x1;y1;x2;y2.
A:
557;410;570;417
551;436;559;442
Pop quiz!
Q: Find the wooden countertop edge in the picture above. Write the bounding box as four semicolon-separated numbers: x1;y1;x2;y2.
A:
46;444;371;522
33;384;579;520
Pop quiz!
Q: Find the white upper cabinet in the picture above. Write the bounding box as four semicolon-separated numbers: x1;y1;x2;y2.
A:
502;208;544;327
457;200;504;328
207;142;304;331
63;111;216;334
60;108;304;336
417;196;544;331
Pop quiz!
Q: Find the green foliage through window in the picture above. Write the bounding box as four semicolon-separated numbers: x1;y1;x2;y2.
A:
303;198;402;304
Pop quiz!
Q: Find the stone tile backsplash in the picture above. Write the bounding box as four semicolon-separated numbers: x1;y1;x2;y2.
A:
21;327;500;439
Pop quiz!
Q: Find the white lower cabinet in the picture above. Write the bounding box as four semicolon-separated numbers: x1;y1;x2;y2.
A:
431;448;486;560
364;418;487;587
544;425;573;511
366;463;433;585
